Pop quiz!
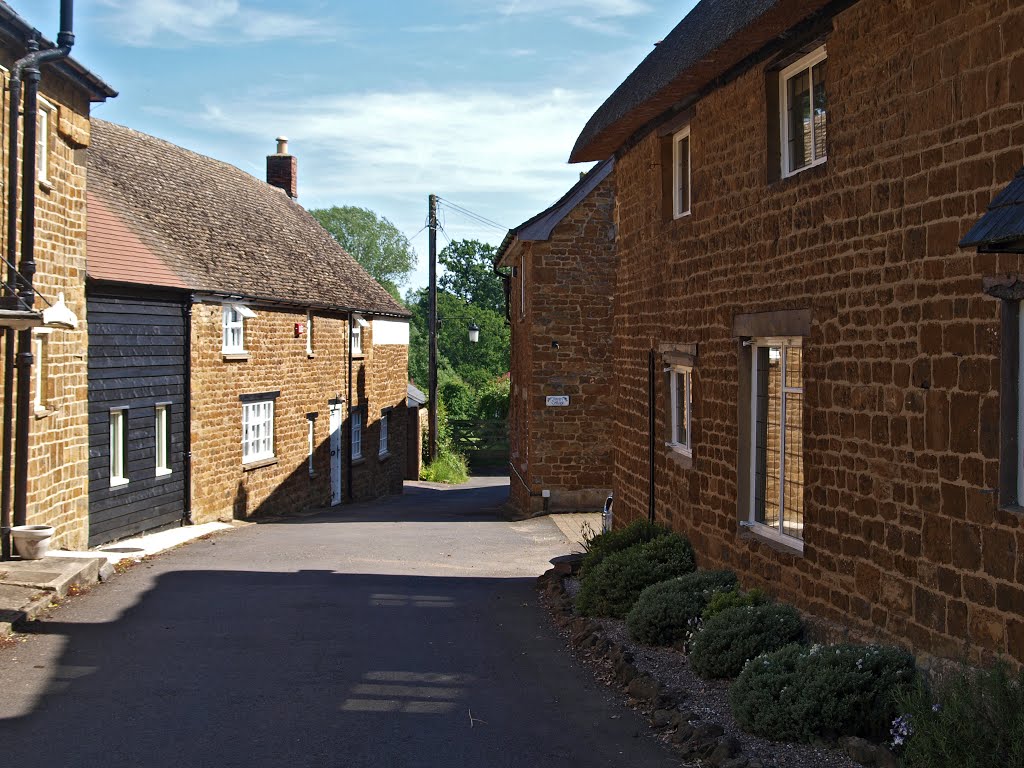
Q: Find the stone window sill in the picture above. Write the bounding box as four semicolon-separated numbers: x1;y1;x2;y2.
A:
307;353;316;359
34;406;56;420
38;178;53;194
665;443;692;469
223;352;250;362
243;457;278;471
738;522;805;557
351;353;365;361
351;456;366;466
378;450;391;462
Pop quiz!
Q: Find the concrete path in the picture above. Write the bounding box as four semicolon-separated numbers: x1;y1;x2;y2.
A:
0;477;678;768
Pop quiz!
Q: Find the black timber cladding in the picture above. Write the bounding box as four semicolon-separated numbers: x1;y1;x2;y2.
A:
87;289;187;546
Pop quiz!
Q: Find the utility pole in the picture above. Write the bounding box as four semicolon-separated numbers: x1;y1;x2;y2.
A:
427;194;438;463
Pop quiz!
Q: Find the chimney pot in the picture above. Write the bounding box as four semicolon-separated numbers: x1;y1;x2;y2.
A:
267;136;297;198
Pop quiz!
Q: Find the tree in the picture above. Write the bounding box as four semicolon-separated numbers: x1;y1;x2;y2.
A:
438;239;505;315
310;206;416;299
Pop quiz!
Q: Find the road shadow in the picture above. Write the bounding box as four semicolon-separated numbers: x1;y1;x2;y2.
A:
0;568;676;768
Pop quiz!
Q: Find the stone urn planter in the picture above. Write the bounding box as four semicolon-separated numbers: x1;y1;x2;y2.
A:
11;524;55;560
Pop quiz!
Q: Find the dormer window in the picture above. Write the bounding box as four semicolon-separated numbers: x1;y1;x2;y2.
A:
223;304;256;355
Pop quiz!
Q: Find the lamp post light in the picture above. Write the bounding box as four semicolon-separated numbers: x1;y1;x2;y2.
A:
468;322;480;344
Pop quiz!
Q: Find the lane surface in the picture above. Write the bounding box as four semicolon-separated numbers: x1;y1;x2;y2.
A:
0;478;678;768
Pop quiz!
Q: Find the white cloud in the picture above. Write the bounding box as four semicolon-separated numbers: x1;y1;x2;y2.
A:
498;0;650;18
96;0;335;46
191;87;599;204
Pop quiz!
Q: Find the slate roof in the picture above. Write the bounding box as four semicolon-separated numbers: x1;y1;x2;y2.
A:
960;167;1024;253
87;120;408;317
0;2;117;102
407;382;426;407
570;0;832;162
495;158;614;268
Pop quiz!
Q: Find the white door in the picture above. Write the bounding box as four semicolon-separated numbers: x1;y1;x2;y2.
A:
329;400;344;505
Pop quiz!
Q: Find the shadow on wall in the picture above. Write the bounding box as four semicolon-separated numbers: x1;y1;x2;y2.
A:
0;569;558;767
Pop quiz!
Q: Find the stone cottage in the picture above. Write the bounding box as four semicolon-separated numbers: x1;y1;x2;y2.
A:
85;121;409;541
496;159;617;516
571;0;1024;666
0;5;116;551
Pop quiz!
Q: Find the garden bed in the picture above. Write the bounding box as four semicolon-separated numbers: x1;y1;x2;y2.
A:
545;572;891;768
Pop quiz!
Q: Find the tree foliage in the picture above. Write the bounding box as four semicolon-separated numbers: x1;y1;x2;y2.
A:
309;205;416;299
438;239;505;315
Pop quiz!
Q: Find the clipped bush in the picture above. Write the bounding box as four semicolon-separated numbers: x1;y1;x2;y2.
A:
576;533;695;618
580;519;673;576
701;587;769;621
894;663;1024;768
625;570;738;646
690;603;804;679
729;643;916;743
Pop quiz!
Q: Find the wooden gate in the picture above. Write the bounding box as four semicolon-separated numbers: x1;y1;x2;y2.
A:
448;419;509;468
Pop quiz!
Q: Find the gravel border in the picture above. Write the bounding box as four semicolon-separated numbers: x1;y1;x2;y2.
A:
541;571;896;768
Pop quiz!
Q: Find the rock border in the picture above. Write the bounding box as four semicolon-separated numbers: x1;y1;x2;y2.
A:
537;569;900;768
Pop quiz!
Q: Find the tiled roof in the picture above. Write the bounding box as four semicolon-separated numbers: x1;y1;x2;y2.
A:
87;191;185;289
570;0;832;162
961;167;1024;253
87;120;408;317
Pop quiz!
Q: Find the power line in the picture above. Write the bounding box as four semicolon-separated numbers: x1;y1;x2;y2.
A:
436;197;507;233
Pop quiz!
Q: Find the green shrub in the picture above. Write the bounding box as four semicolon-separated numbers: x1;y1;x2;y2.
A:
625;570;737;646
729;643;916;743
894;663;1024;768
701;587;769;621
576;534;695;618
690;603;804;679
580;519;673;576
419;450;469;484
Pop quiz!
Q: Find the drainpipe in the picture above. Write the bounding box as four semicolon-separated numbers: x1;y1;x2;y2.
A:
346;313;353;500
648;348;656;523
4;2;75;552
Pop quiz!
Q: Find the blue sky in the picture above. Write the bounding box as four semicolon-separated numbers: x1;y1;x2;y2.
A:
20;0;696;291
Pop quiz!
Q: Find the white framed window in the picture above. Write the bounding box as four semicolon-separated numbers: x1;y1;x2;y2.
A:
110;407;129;487
667;366;693;455
155;403;172;476
37;97;55;186
750;338;804;546
222;304;255;354
379;410;390;456
672;126;691;218
306;310;314;356
352;409;363;459
32;328;51;413
307;415;316;477
351;323;362;355
242;399;275;463
780;46;827;177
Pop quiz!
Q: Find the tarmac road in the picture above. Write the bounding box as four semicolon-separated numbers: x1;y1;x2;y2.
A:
0;477;679;768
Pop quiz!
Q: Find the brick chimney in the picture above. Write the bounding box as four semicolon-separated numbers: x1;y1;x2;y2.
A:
266;136;297;198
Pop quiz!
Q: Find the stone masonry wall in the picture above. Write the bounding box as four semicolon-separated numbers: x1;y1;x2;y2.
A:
0;63;95;549
509;243;534;513
190;306;406;523
527;175;617;514
611;0;1024;666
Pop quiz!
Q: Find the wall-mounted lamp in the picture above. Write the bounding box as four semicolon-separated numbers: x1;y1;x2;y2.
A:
468;322;481;344
551;340;559;349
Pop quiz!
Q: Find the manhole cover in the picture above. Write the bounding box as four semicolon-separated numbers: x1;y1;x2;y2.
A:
99;547;145;554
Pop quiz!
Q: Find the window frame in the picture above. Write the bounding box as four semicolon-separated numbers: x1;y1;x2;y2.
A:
379;409;390;456
779;46;828;179
307;414;317;477
110;407;129;487
37;96;55;187
222;304;251;354
155;403;172;476
351;322;363;356
672;125;691;219
241;398;275;464
351;409;363;460
306;310;314;357
666;365;693;456
32;328;52;414
748;336;805;551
